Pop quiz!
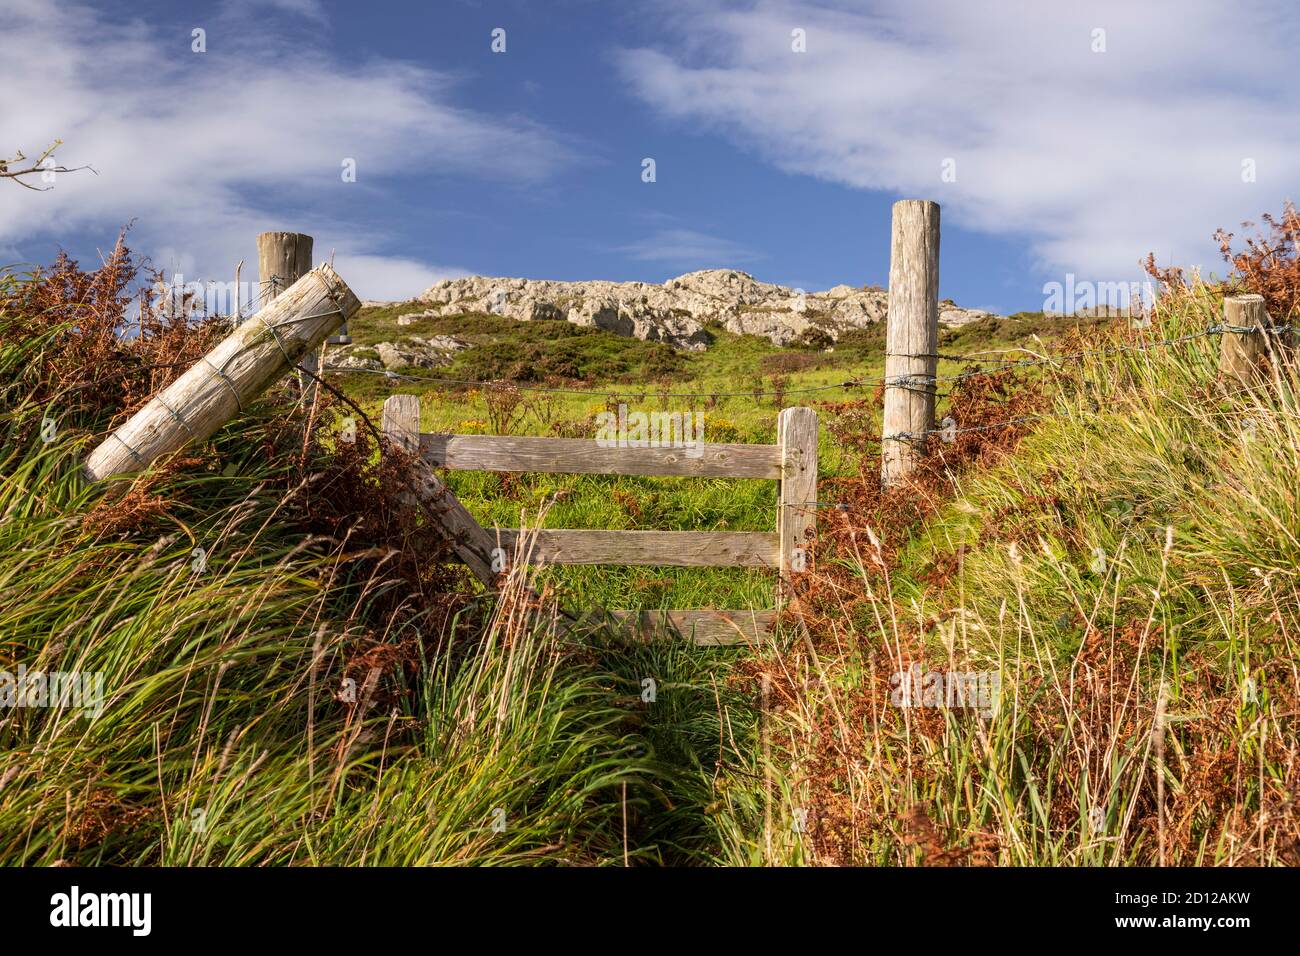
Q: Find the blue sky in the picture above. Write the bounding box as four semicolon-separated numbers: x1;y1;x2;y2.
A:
2;0;1297;312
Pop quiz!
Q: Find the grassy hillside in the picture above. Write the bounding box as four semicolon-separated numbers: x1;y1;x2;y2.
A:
4;214;1298;866
0;256;765;865
330;304;1092;612
777;284;1300;864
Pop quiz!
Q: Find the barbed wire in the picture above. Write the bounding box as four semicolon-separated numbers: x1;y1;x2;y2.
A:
886;324;1295;387
882;414;1048;443
790;394;1286;515
886;325;1297;442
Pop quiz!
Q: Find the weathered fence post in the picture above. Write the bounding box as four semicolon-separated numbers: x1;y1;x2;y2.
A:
881;199;940;488
381;394;501;586
258;231;317;402
777;406;818;606
258;231;312;308
83;264;360;482
1219;293;1277;386
381;394;421;511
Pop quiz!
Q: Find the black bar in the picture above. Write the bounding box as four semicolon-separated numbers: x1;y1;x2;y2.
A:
0;866;1278;943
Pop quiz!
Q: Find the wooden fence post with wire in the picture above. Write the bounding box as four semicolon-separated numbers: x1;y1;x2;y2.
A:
881;199;940;489
1219;293;1289;386
388;393;818;645
82;263;361;482
257;231;312;307
258;231;332;406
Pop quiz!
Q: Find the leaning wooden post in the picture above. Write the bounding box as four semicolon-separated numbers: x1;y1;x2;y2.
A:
83;264;359;482
881;199;940;488
381;394;501;587
1219;293;1274;386
258;231;317;402
777;406;818;607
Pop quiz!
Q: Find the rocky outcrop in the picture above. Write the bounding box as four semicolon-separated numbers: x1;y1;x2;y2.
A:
406;269;995;351
328;335;469;372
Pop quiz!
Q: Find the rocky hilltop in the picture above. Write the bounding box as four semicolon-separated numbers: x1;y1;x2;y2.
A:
395;269;994;351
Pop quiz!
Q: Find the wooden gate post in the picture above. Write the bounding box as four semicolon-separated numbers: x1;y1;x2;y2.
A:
1219;293;1277;386
777;406;818;606
258;232;317;402
881;199;940;489
381;394;501;587
83;264;359;482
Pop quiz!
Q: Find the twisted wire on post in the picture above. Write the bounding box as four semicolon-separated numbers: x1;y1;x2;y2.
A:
200;356;245;413
108;431;149;468
150;392;201;442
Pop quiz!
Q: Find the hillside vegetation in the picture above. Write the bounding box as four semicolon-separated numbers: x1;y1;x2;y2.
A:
332;305;1088;611
2;207;1298;865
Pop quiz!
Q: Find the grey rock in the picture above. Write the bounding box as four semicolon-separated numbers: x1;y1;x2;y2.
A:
396;309;439;327
391;268;1001;350
408;335;468;352
371;340;457;370
374;342;406;369
330;353;382;371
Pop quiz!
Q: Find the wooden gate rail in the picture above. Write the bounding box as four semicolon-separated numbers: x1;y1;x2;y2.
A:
384;395;818;646
490;529;779;567
421;434;782;478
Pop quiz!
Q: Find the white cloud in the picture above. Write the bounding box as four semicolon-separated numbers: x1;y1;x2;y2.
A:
0;0;572;300
617;0;1300;283
330;254;468;303
615;228;762;268
219;0;329;24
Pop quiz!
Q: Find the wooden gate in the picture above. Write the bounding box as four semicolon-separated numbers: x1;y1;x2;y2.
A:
383;395;817;646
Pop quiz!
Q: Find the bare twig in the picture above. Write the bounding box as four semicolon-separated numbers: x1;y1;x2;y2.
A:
1;140;96;191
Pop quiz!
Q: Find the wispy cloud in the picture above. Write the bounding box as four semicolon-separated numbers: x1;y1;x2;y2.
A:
617;0;1300;283
0;0;572;299
218;0;329;26
331;254;469;303
615;228;762;268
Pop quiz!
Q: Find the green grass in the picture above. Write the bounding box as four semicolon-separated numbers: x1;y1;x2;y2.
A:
327;304;1093;612
11;253;1290;867
771;288;1300;865
0;316;769;866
